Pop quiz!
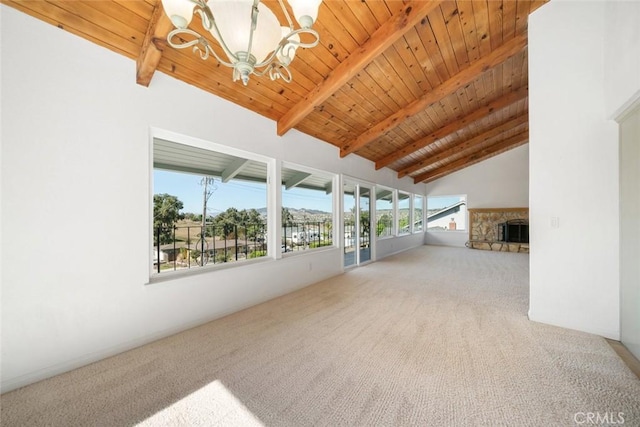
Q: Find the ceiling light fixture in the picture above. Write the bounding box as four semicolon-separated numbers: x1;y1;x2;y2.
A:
161;0;322;85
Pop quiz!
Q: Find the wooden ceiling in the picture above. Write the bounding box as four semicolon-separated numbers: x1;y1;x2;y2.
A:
3;0;547;183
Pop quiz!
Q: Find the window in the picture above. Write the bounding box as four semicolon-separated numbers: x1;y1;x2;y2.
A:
375;186;394;238
281;164;335;253
427;195;467;231
151;134;425;278
413;194;424;232
153;137;269;275
398;191;411;235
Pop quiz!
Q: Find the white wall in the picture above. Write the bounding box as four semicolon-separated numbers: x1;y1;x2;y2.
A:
619;105;640;360
0;6;424;392
604;1;640;119
425;144;529;247
376;232;425;260
528;0;640;340
608;0;640;357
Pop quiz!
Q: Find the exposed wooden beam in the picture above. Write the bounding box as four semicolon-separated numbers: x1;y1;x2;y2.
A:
284;172;312;190
221;158;250;183
136;1;173;87
413;131;529;184
375;86;528;170
341;33;528;157
398;114;529;178
276;0;443;136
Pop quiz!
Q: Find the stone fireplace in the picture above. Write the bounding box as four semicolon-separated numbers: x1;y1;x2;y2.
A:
467;208;529;252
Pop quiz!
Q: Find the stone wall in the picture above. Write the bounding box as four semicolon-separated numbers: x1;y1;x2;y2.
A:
467;208;529;253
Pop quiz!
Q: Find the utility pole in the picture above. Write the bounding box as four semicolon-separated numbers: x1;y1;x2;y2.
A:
202;178;208;228
200;177;217;265
201;177;217;227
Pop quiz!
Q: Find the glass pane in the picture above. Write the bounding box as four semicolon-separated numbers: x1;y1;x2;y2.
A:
427;195;467;231
413;195;424;232
398;191;411;235
343;181;356;267
376;187;394;238
359;187;371;263
281;165;334;253
153;168;268;274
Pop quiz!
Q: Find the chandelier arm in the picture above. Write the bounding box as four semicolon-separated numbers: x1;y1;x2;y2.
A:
243;0;261;64
284;28;321;49
166;28;236;68
253;62;293;83
252;28;320;69
194;7;240;64
277;0;295;31
272;63;293;83
252;46;281;69
251;66;270;78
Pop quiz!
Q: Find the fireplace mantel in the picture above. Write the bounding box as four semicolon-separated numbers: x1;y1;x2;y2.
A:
467;208;529;253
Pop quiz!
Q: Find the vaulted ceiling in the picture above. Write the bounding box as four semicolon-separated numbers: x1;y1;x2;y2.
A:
3;0;547;183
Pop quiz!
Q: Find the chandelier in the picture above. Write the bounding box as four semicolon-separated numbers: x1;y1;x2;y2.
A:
161;0;322;85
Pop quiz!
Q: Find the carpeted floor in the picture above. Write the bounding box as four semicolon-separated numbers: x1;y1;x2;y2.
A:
1;245;639;426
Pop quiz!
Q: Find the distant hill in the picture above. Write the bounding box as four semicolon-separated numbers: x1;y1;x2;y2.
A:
256;207;330;216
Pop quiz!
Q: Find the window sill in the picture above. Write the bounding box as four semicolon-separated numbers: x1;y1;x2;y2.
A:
147;255;273;285
147;245;339;285
281;245;336;258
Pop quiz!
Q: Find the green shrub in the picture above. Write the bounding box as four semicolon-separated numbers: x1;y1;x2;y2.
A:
249;250;267;259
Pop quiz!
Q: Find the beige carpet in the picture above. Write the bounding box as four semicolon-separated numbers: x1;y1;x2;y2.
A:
2;245;639;426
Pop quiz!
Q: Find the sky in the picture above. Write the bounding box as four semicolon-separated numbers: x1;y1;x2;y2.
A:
155;170;463;216
154;170;332;215
427;195;465;210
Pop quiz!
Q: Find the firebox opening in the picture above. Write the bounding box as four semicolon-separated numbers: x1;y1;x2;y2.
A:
498;219;529;243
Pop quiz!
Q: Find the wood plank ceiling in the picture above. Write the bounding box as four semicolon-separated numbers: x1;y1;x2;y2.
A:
2;0;548;183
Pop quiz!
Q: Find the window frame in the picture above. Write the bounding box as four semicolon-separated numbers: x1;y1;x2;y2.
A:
149;128;273;280
413;194;424;233
375;185;395;239
280;161;338;257
148;128;427;283
397;191;412;236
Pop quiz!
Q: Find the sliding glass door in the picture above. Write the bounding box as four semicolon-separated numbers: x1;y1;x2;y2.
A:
343;180;372;267
359;187;371;263
343;182;357;267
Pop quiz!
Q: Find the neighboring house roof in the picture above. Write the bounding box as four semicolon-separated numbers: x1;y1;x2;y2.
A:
427;201;466;222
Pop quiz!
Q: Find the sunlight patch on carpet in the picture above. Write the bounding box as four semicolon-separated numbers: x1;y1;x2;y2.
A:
136;380;264;426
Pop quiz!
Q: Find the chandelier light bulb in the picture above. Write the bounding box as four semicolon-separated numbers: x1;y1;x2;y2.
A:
161;0;194;29
289;0;322;29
